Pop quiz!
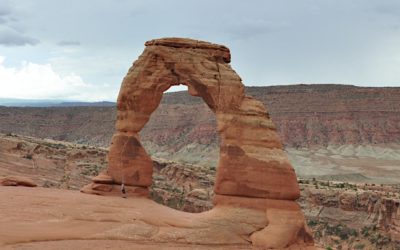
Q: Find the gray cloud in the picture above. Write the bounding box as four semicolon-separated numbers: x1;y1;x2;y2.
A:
374;2;400;17
0;29;39;46
224;18;290;40
0;7;10;25
0;5;11;17
0;2;38;46
57;40;81;46
0;17;7;24
0;1;12;24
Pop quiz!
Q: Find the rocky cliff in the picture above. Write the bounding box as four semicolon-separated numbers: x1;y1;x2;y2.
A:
147;84;400;148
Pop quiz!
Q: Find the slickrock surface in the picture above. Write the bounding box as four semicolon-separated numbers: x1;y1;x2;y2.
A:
82;37;313;248
0;187;285;250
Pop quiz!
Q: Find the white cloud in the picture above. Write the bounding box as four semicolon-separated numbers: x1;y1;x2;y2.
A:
0;56;117;101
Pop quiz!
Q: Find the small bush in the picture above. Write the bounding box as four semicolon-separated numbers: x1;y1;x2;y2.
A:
337;183;345;188
361;226;370;237
307;219;318;227
23;154;33;160
354;243;365;249
81;165;103;176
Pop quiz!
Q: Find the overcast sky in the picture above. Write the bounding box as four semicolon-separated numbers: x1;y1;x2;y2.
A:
0;0;399;101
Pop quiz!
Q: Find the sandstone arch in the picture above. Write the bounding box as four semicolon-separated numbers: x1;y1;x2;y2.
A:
82;38;313;248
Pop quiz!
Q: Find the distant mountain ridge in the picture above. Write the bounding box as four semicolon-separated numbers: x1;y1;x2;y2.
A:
55;101;115;107
2;84;399;107
0;98;115;107
0;98;62;107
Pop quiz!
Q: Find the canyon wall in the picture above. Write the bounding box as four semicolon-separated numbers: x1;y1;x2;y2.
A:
1;85;399;149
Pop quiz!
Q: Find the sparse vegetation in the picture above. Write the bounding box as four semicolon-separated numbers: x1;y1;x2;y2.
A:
354;243;365;249
319;181;330;187
298;179;311;185
307;219;318;227
81;164;103;176
324;223;358;240
43;180;56;188
42;142;67;149
307;216;398;249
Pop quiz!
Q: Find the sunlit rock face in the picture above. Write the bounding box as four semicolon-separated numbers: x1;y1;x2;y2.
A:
82;37;314;249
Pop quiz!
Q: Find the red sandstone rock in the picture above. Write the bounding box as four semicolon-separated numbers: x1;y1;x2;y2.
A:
92;172;114;184
81;37;313;248
0;176;37;187
81;182;148;197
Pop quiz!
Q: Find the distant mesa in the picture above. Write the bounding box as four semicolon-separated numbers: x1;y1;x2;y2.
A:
0;98;115;107
81;37;314;248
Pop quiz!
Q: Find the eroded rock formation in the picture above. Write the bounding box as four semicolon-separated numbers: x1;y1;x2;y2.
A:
0;176;37;187
81;38;313;248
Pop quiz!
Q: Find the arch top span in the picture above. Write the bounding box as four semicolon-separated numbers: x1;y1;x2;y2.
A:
145;37;231;63
117;37;244;120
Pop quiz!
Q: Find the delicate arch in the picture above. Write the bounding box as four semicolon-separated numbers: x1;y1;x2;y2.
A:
81;38;313;248
83;37;300;200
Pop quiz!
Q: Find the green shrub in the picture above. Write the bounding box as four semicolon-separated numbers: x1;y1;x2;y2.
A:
361;226;370;237
307;219;318;227
354;243;365;249
23;154;33;160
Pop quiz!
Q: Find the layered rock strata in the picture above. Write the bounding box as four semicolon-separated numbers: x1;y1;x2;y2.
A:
81;38;313;248
302;187;400;244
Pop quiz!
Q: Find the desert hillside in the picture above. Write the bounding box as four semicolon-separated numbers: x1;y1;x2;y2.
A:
1;84;399;147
